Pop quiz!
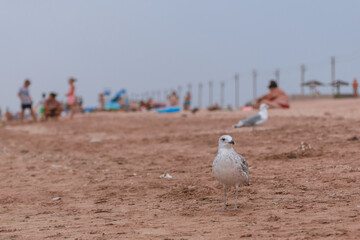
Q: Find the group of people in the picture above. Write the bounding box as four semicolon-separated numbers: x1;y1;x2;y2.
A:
16;78;77;122
97;91;193;112
2;79;290;124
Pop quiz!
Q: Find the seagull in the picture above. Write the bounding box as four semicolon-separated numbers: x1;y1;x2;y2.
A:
212;135;249;210
233;104;269;128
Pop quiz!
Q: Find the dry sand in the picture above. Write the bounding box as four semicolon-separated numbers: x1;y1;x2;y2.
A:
0;98;359;239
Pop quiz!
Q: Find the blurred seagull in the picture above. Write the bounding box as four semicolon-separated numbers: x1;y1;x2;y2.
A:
233;104;269;128
212;135;249;210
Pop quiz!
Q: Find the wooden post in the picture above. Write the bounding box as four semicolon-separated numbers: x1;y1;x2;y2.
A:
164;90;168;102
177;86;182;107
187;83;192;95
220;82;225;108
157;91;161;102
331;56;335;95
275;69;280;84
209;81;213;106
235;73;239;109
253;70;257;104
198;83;203;108
301;65;306;95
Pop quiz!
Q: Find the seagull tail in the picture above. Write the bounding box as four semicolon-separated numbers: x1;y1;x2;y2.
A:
232;121;244;128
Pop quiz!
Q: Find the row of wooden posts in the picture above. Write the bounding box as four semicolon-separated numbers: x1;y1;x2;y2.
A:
131;56;337;108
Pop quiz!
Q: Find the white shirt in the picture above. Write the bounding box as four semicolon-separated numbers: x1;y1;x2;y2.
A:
19;87;32;104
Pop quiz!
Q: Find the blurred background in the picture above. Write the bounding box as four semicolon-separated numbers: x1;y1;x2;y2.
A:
1;0;360;111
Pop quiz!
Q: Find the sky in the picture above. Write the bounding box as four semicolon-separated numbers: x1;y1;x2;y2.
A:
1;0;360;111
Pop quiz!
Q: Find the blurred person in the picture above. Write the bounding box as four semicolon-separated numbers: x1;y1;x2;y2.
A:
18;79;37;122
227;105;234;111
4;108;14;122
36;93;46;120
255;80;289;109
129;100;138;112
138;100;148;111
208;103;221;111
77;96;84;113
66;78;76;119
184;92;191;110
147;98;154;110
353;78;358;97
168;92;179;106
44;93;63;119
98;93;105;111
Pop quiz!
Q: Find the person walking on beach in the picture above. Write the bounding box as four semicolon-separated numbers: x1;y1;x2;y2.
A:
18;79;37;122
66;78;76;119
352;78;358;97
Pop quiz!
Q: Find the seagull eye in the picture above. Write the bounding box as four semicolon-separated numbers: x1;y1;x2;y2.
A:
221;138;225;141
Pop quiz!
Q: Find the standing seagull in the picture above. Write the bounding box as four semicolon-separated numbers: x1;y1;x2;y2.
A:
233;104;269;128
212;135;249;210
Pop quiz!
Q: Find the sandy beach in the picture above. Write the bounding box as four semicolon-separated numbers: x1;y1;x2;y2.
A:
0;98;359;239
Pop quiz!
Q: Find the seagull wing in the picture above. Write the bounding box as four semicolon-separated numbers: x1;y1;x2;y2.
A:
241;113;263;126
231;151;249;185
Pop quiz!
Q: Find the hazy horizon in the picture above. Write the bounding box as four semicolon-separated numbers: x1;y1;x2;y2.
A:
1;0;360;111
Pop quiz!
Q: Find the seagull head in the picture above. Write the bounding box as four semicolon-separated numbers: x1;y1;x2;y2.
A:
260;104;269;111
218;135;235;149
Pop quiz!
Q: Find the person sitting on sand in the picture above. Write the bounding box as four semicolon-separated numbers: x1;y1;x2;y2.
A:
4;108;14;122
207;103;222;111
44;93;63;119
168;92;179;106
138;101;148;112
254;80;289;109
129;101;138;112
147;98;154;110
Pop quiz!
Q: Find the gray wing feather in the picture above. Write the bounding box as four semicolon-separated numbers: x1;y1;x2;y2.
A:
241;113;262;126
232;152;250;185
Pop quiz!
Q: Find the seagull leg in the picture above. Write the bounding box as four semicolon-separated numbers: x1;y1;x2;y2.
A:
222;184;227;210
233;184;239;210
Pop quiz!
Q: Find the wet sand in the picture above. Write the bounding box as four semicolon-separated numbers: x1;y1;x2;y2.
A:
0;98;359;239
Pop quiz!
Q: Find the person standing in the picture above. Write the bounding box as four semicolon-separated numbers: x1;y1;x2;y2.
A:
18;79;37;122
66;78;76;119
37;93;46;120
184;91;191;110
352;78;358;97
98;93;105;111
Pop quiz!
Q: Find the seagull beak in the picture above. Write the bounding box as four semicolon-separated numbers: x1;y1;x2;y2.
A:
229;140;235;145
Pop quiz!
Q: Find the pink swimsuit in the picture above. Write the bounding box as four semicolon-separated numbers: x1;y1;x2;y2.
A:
67;86;76;105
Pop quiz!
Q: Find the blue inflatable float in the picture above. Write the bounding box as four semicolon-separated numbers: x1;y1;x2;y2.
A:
157;107;181;114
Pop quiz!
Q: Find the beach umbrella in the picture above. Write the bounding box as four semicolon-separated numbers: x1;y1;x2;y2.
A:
330;80;349;95
301;80;324;94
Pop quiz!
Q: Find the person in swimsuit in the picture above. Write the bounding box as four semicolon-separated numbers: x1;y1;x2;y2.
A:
66;78;76;119
184;91;191;110
18;79;37;122
255;80;289;109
